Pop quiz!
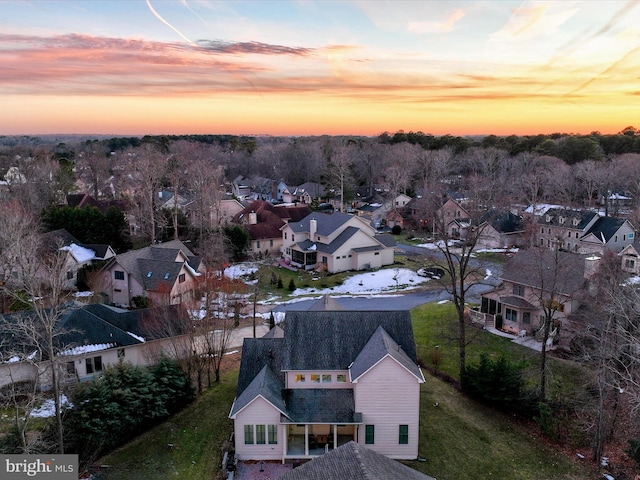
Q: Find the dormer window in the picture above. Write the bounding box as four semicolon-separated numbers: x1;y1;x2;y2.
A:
559;216;565;224
545;214;551;223
573;218;579;226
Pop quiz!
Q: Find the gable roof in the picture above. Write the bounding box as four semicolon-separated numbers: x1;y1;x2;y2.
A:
104;239;201;292
583;216;629;243
277;441;434;480
500;248;587;295
538;208;598;229
231;310;422;426
281;310;418;371
349;326;424;383
230;365;287;418
288;212;354;236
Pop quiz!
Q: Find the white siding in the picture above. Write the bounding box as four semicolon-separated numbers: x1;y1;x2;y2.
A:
234;396;284;460
354;356;420;459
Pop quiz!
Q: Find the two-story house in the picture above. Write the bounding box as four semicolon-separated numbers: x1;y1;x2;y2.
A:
537;207;635;254
435;198;471;238
281;182;326;205
100;239;205;307
281;212;395;273
473;248;599;339
234;200;311;256
229;309;425;462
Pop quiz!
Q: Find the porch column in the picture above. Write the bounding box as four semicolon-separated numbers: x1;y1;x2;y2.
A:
282;425;287;464
332;424;337;449
304;425;309;456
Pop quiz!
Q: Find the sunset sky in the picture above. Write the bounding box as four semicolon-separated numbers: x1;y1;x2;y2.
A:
1;1;639;137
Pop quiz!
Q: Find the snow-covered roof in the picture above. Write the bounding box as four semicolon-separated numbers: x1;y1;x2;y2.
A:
61;243;96;263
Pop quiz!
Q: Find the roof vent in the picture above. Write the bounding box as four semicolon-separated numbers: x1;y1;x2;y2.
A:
146;271;152;278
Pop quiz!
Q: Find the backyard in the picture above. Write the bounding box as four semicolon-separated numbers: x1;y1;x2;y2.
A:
91;302;605;480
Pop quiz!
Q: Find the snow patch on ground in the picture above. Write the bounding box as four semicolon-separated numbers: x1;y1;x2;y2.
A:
30;395;72;418
292;268;429;296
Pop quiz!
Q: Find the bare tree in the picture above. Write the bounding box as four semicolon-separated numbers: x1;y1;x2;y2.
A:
2;230;77;454
76;142;111;200
123;143;170;244
426;199;490;377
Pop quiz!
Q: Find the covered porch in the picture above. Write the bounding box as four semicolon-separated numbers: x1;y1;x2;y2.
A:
283;423;359;459
290;245;317;270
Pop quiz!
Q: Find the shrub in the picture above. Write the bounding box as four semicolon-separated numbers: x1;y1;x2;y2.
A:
627;438;640;468
288;278;296;292
391;224;402;235
461;354;525;411
64;359;193;463
277;276;283;289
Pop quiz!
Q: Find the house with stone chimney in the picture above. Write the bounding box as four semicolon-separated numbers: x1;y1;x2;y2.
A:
281;212;395;273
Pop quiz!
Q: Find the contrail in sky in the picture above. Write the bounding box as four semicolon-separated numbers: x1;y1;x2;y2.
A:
146;0;196;46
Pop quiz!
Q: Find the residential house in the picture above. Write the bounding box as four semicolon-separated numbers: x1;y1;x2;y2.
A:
356;193;412;229
281;212;395;273
41;229;115;291
234;200;311;256
620;239;640;274
276;441;434;480
537;207;636;254
0;303;192;389
100;239;205;307
232;176;280;202
209;197;245;226
229;309;425;462
156;190;193;213
472;248;599;341
435;198;471;238
476;210;527;249
281;182;326;205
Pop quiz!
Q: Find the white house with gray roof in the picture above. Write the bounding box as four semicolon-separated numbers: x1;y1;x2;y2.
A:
229;309;425;462
280;212;395;273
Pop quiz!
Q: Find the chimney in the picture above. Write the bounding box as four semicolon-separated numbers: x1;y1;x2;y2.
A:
584;255;601;279
310;219;317;239
249;212;257;225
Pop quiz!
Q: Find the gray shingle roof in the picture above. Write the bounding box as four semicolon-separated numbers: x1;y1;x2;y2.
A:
277;441;434;480
349;326;424;382
235;337;284;394
501;248;586;295
584;216;627;243
499;296;537;309
538;208;598;230
281;311;418;371
289;212;353;235
104;239;201;292
282;389;358;423
230;365;287;418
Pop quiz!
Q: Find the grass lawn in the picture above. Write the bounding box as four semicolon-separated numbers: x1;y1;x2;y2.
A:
98;371;238;480
409;374;595;480
92;303;597;480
